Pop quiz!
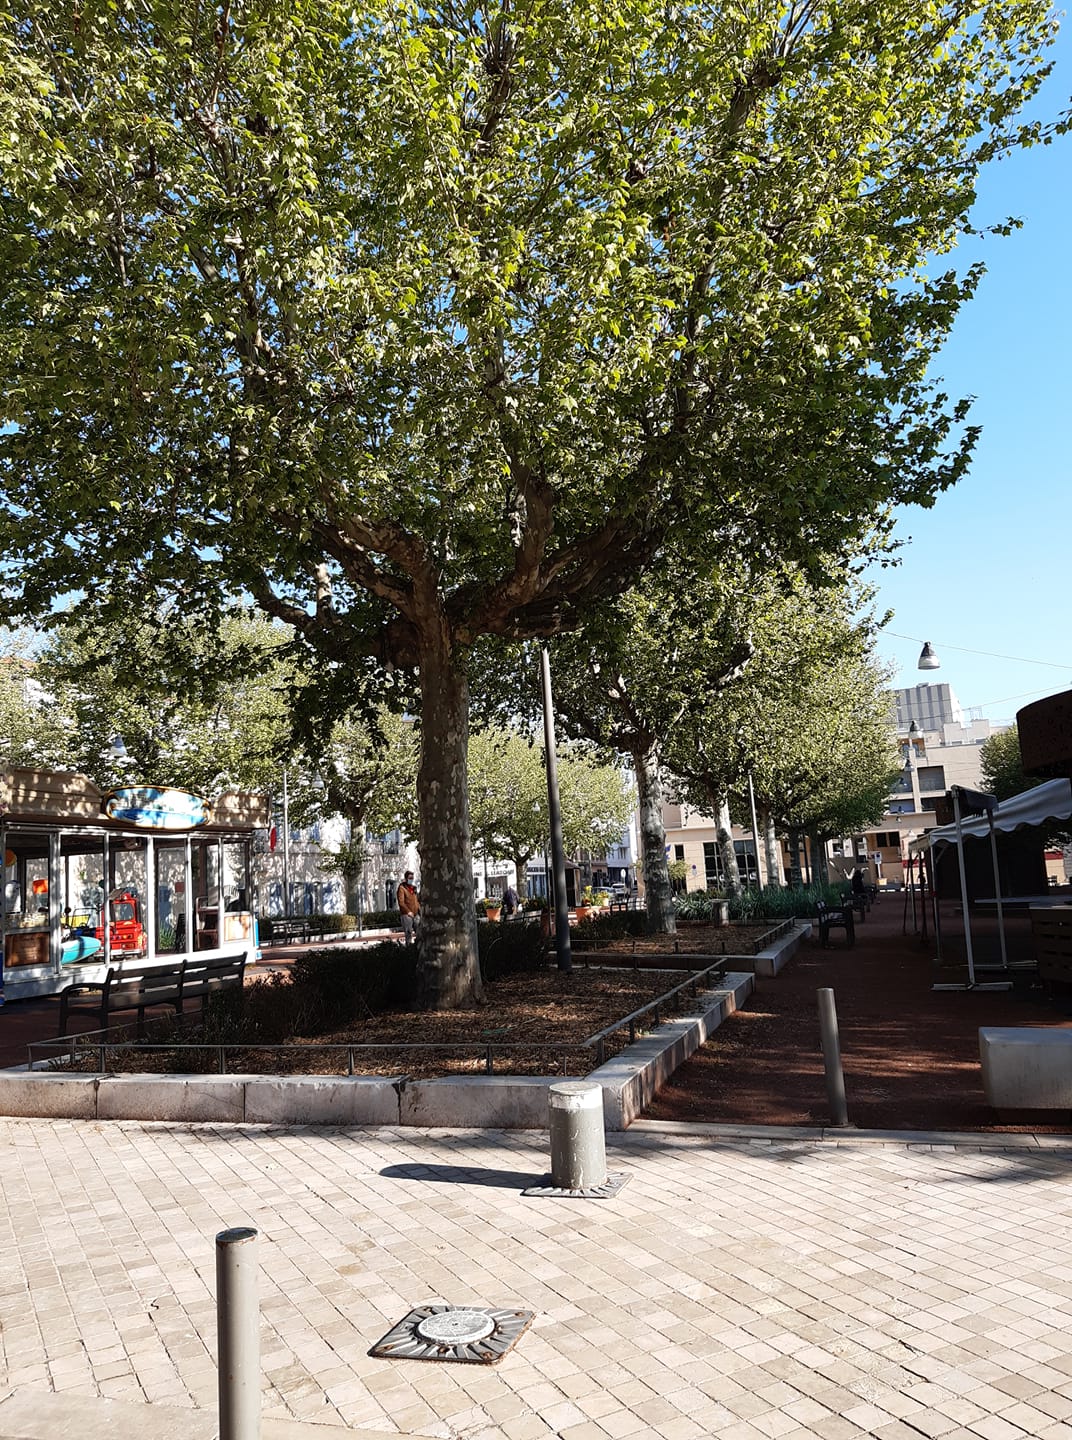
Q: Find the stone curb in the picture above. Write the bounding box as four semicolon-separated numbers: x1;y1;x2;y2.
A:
0;975;753;1131
627;1117;1072;1148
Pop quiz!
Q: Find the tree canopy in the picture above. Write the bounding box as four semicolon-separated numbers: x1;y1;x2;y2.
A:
0;0;1064;1002
979;725;1040;802
468;726;634;895
38;608;293;794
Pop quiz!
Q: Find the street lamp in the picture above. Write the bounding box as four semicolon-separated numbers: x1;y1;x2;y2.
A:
917;642;940;671
539;647;572;974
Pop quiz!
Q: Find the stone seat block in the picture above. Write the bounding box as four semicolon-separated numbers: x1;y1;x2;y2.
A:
980;1027;1072;1109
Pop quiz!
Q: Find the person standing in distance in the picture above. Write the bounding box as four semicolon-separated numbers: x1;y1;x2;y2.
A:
397;871;420;946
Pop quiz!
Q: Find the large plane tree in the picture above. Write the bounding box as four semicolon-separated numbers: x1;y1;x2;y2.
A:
0;0;1062;1004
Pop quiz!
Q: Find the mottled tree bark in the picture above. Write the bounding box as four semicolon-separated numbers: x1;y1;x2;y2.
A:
633;744;676;935
761;807;783;888
511;851;532;901
715;793;743;897
414;628;484;1009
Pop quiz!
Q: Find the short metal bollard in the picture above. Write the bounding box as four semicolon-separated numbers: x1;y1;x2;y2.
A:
817;988;849;1127
216;1226;261;1440
549;1081;607;1191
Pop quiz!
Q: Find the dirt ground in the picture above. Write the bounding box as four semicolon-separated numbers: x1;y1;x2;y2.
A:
644;894;1072;1133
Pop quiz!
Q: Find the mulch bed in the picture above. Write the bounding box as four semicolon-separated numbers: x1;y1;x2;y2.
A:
578;924;777;959
644;899;1072;1133
59;965;698;1078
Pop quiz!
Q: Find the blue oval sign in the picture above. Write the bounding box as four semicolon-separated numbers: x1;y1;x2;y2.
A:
104;787;211;831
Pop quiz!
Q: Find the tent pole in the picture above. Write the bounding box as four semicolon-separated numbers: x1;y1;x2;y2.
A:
988;813;1008;971
953;789;976;986
930;847;943;964
918;851;928;942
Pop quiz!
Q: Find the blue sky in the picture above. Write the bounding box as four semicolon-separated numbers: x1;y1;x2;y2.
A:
868;19;1071;726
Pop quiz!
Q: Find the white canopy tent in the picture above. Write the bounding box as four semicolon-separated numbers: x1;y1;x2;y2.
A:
911;779;1072;985
911;779;1072;852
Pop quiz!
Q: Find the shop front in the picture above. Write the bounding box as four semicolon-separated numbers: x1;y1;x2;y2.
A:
1;768;269;1002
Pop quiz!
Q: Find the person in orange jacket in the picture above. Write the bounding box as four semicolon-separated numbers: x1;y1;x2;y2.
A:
396;871;420;946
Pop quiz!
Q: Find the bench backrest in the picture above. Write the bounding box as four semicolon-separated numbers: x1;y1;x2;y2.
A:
106;960;185;1006
180;952;247;997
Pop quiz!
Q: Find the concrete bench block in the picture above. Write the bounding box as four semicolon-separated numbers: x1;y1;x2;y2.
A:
400;1075;573;1129
96;1075;247;1123
244;1075;402;1126
980;1027;1072;1109
0;1073;99;1119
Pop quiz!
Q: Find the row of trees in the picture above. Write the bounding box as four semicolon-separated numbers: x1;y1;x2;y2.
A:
1;0;1065;1003
0;613;635;909
3;563;900;934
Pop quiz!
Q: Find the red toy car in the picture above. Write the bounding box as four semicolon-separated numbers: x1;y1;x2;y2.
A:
94;890;146;954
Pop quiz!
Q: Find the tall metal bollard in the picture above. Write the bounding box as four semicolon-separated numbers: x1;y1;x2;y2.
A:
549;1081;607;1190
216;1227;261;1440
817;988;849;1127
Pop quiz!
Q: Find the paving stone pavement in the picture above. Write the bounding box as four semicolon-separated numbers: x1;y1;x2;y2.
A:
4;1119;1072;1439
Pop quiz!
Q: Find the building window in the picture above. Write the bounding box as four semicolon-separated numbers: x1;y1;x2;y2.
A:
917;766;946;792
703;841;758;886
674;844;685;862
875;832;901;849
920;798;937;812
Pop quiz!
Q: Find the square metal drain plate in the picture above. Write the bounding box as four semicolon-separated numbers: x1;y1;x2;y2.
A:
369;1303;535;1364
522;1170;630;1199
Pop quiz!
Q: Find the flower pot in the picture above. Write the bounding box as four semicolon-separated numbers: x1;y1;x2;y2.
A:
574;905;590;922
485;906;502;922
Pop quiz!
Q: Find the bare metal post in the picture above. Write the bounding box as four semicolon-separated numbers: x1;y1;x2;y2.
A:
549;1081;606;1189
817;989;849;1127
216;1226;260;1440
540;647;572;973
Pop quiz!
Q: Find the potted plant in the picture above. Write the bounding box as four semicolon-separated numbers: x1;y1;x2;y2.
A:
524;893;552;936
575;885;595;922
479;895;502;921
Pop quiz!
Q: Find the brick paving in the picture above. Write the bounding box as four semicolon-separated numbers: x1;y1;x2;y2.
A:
4;1120;1072;1437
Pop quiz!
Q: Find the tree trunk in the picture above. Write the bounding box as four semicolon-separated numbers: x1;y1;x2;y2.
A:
715;793;743;898
344;868;362;918
810;832;828;886
761;807;783;888
414;630;483;1009
633;744;676;935
511;853;531;902
786;829;803;888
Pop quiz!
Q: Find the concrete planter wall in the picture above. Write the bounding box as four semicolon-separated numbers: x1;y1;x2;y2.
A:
1;974;754;1130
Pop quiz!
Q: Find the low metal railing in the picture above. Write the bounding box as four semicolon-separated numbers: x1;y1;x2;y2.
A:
28;961;736;1078
583;960;731;1065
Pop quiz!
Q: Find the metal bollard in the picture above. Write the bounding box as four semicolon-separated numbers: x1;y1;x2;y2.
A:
549;1081;607;1190
817;988;849;1127
216;1227;261;1440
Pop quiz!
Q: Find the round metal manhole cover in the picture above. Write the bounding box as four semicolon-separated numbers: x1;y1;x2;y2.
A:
416;1309;496;1345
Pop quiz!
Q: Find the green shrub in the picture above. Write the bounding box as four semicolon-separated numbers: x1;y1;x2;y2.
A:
361;908;403;929
674;889;727;921
478;918;549;981
727;883;844;923
570;911;646;943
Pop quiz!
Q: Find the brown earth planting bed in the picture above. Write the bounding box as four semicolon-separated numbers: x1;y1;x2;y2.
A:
56;965;702;1078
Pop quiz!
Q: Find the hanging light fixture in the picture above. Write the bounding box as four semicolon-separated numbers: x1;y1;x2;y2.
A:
917;642;940;671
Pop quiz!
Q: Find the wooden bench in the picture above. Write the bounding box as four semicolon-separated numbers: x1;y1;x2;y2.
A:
261;916;311;945
58;952;248;1037
815;901;855;949
843;889;869;923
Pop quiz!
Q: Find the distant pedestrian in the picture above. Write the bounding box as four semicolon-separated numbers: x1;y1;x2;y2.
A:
502;884;519;918
396;871;420;946
851;867;866;897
